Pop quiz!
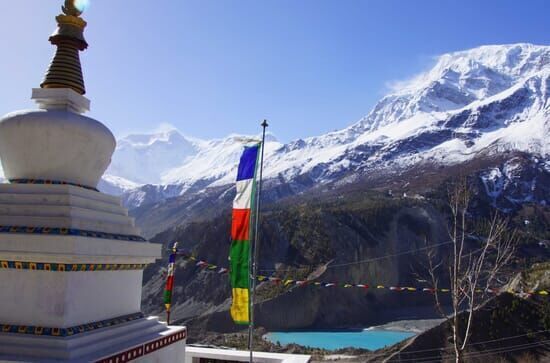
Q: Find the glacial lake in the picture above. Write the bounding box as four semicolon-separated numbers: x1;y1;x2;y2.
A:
265;330;415;350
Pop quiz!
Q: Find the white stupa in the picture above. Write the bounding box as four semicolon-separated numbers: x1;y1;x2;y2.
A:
0;1;186;361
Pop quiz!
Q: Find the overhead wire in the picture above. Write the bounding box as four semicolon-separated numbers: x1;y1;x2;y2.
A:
166;245;549;296
257;240;455;273
258;238;494;273
387;328;550;357
389;339;550;362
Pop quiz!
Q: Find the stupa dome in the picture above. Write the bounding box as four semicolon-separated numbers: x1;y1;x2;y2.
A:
0;104;115;188
0;1;115;189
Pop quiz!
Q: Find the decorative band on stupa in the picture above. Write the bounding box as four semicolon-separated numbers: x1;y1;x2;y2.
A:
0;225;146;242
1;312;145;337
0;260;148;272
41;0;88;95
9;178;99;192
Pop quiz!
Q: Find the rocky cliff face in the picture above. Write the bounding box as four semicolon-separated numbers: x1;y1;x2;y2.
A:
479;155;550;211
138;152;549;334
141;189;459;331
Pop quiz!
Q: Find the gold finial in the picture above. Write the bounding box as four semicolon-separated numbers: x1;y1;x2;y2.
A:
62;0;83;17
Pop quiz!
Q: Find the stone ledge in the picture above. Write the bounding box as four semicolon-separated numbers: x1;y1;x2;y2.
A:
0;184;138;235
0;204;134;225
31;88;90;114
0;216;140;236
0;184;121;206
0;193;128;216
0;233;160;264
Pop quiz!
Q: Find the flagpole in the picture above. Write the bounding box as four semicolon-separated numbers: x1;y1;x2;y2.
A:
249;120;268;363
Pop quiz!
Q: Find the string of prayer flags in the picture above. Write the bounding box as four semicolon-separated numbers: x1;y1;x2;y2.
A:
164;247;550;301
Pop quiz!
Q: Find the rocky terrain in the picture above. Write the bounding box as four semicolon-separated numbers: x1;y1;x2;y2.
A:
121;44;550;338
365;267;550;362
138;160;549;336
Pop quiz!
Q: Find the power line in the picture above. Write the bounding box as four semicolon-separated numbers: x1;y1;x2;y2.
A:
391;328;550;356
258;240;454;273
168;247;549;296
423;340;550;362
451;340;550;360
392;339;550;362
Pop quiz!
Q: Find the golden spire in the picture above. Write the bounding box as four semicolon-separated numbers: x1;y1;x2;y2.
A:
41;0;88;95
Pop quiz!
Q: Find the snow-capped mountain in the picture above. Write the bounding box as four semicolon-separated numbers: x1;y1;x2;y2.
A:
106;128;201;185
100;43;548;208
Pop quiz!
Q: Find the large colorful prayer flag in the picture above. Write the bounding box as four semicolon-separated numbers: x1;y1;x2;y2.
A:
229;143;261;324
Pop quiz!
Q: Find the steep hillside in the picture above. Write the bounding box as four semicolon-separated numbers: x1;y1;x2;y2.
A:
371;294;550;362
139;169;549;336
141;191;451;332
130;151;548;239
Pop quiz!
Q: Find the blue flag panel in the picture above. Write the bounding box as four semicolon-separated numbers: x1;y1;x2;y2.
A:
236;144;259;181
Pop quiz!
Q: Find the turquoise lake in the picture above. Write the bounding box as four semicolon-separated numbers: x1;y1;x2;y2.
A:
265;330;415;350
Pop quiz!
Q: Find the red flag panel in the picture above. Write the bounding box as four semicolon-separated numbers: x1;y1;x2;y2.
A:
231;209;251;241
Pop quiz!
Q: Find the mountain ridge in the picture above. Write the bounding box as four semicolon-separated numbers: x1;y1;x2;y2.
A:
0;43;546;209
100;43;549;209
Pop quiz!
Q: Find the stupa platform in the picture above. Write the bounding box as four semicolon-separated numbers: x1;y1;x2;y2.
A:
0;317;186;362
0;183;141;236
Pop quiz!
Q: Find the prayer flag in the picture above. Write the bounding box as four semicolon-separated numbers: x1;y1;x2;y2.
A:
163;244;177;318
229;143;261;325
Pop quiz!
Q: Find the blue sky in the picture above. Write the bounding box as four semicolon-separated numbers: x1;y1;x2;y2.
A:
0;0;548;142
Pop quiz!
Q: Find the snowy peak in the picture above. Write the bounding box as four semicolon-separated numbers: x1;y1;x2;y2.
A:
395;43;549;96
96;43;549;208
358;44;550;132
161;133;282;186
107;128;201;184
119;128;197;148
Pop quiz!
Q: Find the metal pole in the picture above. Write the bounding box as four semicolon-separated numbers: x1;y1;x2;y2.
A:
248;120;268;363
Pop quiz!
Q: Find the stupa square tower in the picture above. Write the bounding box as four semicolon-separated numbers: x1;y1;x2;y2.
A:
0;1;185;361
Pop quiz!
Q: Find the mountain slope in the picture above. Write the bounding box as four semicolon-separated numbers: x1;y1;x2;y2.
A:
140;169;550;335
0;43;546;209
108;43;549;208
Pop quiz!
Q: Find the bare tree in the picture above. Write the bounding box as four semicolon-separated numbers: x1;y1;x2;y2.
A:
425;178;516;363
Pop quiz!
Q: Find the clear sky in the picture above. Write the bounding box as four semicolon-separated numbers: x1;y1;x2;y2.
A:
0;0;549;142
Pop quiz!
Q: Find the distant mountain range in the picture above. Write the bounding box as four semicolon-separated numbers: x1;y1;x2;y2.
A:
1;43;548;210
94;43;549;209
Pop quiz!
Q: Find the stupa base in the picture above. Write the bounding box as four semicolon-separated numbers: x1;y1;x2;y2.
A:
0;317;185;362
